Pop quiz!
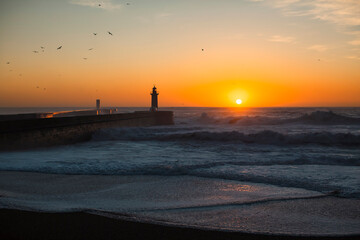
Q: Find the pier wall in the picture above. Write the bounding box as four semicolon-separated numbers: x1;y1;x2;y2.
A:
0;111;173;151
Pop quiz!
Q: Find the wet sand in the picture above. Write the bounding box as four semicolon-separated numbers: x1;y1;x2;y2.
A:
0;171;359;239
1;208;359;240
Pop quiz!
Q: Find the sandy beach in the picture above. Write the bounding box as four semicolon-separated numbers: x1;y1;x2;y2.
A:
0;171;359;239
1;208;359;240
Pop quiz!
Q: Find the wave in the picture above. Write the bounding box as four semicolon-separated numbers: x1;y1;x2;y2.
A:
2;159;358;198
93;128;360;146
2;153;359;178
92;126;202;141
197;111;360;125
162;131;360;146
292;111;360;124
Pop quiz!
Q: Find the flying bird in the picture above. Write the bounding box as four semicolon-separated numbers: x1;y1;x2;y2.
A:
57;46;62;50
6;62;10;64
41;46;45;49
83;58;87;60
99;4;101;7
36;86;39;89
108;31;113;36
93;33;97;35
126;3;130;5
88;48;93;50
202;49;204;51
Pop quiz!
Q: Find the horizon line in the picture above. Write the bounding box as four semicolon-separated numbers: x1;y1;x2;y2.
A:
1;106;360;109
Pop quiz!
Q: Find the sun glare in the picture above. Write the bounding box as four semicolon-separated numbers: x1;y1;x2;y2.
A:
236;99;242;105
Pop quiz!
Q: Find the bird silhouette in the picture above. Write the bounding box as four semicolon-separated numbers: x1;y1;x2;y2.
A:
108;31;113;35
99;4;101;7
41;46;45;49
6;62;10;64
202;49;204;51
126;3;130;5
93;33;97;35
36;86;39;89
57;46;62;50
88;48;93;50
83;58;87;60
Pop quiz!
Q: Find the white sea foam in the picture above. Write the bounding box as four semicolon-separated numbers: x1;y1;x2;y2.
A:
93;127;360;146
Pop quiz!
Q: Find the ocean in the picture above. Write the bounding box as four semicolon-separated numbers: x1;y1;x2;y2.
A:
0;107;360;235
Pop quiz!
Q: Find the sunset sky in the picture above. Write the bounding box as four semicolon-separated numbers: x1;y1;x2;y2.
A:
0;0;359;107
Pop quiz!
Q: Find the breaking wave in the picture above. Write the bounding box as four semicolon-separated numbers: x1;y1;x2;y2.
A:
161;131;360;146
197;111;360;125
93;128;360;146
2;156;359;197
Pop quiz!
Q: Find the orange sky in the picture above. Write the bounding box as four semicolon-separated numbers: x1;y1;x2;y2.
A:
0;0;359;107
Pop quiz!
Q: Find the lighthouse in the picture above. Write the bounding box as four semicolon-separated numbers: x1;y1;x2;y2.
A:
150;86;159;112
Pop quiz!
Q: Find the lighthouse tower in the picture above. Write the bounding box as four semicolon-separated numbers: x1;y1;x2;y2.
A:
150;86;159;112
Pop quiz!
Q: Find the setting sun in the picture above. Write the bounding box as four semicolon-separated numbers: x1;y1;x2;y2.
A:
0;1;360;238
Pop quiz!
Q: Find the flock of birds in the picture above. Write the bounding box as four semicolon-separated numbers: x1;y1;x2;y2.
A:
3;2;208;92
4;30;116;91
7;3;130;65
3;0;325;94
30;31;114;58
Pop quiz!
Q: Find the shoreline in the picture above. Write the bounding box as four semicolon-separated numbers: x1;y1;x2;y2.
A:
1;171;360;238
1;208;359;240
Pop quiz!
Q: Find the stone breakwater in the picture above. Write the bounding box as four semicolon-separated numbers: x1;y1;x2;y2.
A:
0;111;173;150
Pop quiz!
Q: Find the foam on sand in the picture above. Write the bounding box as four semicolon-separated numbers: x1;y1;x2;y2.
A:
0;171;359;236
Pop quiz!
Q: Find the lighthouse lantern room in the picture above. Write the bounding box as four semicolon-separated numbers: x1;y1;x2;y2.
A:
150;86;159;112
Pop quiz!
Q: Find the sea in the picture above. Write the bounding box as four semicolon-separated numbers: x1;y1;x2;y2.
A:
0;107;360;235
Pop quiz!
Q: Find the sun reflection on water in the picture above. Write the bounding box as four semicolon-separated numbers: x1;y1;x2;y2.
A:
220;184;256;192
